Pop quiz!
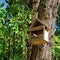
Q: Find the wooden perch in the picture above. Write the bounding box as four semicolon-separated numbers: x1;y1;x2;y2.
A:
33;34;38;37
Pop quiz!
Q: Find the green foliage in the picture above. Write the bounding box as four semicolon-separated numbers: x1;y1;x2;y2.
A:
52;35;60;60
0;3;4;8
0;0;32;60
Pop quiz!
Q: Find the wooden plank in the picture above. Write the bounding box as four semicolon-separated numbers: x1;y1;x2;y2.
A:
29;26;43;31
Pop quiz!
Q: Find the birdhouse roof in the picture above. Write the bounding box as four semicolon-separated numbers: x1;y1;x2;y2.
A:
28;18;44;32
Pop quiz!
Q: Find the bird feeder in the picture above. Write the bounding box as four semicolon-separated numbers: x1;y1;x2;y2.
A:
28;19;49;45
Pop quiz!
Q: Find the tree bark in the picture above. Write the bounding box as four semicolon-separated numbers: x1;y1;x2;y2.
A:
27;0;60;60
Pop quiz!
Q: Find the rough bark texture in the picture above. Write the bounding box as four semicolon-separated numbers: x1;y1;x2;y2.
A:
27;0;60;60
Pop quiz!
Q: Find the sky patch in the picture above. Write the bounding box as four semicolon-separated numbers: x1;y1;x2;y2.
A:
0;0;8;9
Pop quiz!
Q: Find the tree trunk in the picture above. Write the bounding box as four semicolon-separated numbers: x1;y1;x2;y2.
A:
27;0;60;60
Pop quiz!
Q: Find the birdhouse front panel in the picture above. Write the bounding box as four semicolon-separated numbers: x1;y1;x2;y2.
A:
29;28;46;45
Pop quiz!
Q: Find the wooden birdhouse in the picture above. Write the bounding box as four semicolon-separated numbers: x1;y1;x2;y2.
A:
28;19;49;45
